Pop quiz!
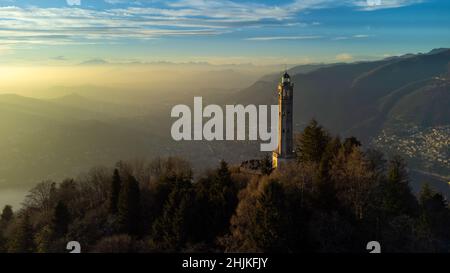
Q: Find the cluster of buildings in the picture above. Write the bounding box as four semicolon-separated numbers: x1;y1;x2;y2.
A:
372;125;450;173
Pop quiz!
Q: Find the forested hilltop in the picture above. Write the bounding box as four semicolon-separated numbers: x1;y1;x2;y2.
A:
1;120;449;253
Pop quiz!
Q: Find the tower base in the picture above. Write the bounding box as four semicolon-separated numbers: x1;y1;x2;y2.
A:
272;152;295;169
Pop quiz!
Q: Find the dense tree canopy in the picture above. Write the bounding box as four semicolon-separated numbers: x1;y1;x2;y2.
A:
0;121;449;253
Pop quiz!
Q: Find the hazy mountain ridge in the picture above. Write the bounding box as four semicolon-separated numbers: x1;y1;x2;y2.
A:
0;49;448;208
0;92;261;210
0;93;110;121
233;48;450;191
387;79;450;127
235;48;450;137
0;94;167;189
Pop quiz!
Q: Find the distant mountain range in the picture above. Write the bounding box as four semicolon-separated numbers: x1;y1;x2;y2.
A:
232;48;450;195
234;48;450;140
0;48;448;208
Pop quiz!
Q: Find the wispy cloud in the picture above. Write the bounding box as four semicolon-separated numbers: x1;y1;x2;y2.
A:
355;0;424;11
246;35;322;41
67;0;81;6
0;6;227;47
332;34;371;40
0;0;426;48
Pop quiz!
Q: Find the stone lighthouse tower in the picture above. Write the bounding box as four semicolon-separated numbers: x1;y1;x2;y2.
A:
272;71;295;168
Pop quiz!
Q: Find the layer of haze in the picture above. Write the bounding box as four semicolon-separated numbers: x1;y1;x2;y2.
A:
0;63;280;210
0;64;277;99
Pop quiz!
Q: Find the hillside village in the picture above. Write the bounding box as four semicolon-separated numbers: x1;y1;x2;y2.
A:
372;124;450;177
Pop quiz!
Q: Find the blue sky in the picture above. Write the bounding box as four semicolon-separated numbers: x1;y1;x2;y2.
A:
0;0;449;65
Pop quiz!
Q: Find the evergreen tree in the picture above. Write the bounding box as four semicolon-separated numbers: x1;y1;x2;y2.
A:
226;179;289;252
151;180;194;251
381;215;417;252
365;149;387;178
1;205;13;224
109;169;122;214
0;230;5;252
215;160;237;215
312;137;341;212
52;201;70;237
191;160;238;244
342;137;361;155
296;119;330;164
314;169;338;212
417;183;450;250
254;180;289;251
419;183;434;206
260;154;273;175
34;225;53;253
325;136;342;159
8;214;34;253
318;136;342;178
118;174;141;235
217;160;231;184
380;156;418;218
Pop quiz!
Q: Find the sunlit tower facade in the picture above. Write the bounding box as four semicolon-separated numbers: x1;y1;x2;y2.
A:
272;72;295;168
